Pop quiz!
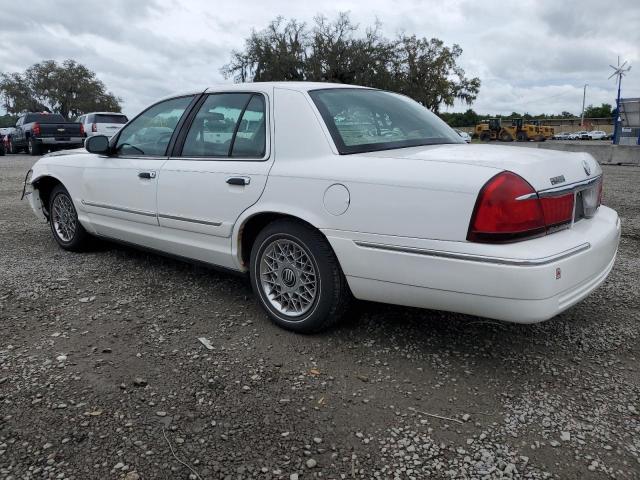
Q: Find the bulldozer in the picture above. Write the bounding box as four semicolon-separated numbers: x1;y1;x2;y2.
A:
474;118;547;142
528;120;554;140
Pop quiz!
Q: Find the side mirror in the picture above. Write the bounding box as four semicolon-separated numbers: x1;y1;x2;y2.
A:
85;135;110;154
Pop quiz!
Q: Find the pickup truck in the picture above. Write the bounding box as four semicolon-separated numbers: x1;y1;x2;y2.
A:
10;112;84;156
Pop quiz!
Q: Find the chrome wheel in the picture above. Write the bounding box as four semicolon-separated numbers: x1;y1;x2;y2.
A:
51;194;77;242
259;238;318;317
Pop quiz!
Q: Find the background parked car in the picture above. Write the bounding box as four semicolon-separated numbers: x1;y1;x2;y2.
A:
0;127;16;154
552;132;570;140
454;129;471;143
77;112;128;139
10;112;84;155
588;130;607;140
567;131;588;140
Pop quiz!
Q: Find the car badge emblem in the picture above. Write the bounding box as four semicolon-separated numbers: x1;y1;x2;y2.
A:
57;128;65;132
582;160;591;176
550;175;565;185
282;268;296;287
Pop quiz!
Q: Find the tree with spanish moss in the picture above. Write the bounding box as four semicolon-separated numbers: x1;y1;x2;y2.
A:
0;59;122;118
222;13;480;114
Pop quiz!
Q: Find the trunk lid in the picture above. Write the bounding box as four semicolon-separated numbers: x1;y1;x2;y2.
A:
360;143;601;192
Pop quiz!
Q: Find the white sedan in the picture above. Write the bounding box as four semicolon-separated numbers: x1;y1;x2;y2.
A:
24;82;620;333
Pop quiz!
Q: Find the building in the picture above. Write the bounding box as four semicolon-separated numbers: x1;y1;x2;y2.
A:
615;97;640;146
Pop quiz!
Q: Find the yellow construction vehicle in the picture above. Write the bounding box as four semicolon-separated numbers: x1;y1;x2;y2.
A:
528;120;554;140
474;118;546;142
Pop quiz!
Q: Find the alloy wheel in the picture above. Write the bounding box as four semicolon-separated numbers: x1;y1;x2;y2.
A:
259;238;318;318
51;194;77;242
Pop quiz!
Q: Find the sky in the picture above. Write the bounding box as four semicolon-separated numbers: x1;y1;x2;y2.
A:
1;0;638;117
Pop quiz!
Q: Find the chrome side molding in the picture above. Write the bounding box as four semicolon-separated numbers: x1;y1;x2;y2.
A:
81;200;156;217
353;241;591;266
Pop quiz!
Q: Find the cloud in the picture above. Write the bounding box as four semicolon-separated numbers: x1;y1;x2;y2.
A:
0;0;638;116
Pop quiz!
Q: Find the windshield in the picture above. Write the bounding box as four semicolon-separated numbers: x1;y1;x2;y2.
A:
309;88;463;154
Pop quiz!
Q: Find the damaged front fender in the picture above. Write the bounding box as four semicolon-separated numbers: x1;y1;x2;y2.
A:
22;169;47;222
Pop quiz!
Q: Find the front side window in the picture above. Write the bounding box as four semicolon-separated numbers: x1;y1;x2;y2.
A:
309;88;462;154
115;96;194;156
181;93;266;158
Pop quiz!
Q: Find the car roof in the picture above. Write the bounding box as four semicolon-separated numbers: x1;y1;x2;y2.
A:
206;81;370;92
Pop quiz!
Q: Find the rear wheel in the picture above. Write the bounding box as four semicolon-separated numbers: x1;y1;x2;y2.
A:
516;131;528;142
48;185;89;251
250;219;351;333
479;132;491;142
28;137;41;156
500;131;513;142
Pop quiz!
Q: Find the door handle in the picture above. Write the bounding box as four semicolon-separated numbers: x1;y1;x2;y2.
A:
138;171;156;179
226;176;250;186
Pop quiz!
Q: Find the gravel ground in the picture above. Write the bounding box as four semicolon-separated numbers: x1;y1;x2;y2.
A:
1;154;639;480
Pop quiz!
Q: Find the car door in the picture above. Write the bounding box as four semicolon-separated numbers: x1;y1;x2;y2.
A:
156;90;272;268
80;95;197;246
13;116;25;148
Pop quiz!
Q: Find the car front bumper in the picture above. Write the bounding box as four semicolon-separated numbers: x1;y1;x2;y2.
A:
324;206;621;323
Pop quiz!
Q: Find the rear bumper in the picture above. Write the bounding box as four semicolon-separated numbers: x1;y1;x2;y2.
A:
37;137;83;146
324;206;620;323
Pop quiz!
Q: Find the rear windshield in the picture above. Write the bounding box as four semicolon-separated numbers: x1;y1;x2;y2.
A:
24;113;66;124
309;88;463;154
95;114;128;124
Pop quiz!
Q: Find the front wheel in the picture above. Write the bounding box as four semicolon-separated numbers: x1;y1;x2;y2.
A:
250;219;351;333
48;185;89;251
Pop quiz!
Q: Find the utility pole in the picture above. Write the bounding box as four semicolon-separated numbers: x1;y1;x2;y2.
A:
580;84;588;127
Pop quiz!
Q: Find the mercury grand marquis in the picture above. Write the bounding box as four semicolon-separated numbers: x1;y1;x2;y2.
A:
24;82;621;332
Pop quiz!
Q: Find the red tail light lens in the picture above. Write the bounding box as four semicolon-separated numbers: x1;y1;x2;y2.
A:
539;193;574;228
79;123;85;136
468;172;545;243
33;122;41;136
92;123;97;133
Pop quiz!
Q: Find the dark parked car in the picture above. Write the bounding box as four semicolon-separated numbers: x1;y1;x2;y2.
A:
10;112;84;155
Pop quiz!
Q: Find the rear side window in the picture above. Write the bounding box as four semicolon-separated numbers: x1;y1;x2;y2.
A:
181;93;266;158
95;114;128;124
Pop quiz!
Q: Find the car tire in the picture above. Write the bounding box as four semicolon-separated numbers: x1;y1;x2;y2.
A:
28;137;41;156
479;132;491;142
250;219;351;333
48;185;89;251
0;143;4;156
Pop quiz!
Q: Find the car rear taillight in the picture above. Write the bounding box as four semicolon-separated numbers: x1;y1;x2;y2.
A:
539;193;574;229
467;171;575;243
33;122;41;136
79;123;85;137
92;123;97;133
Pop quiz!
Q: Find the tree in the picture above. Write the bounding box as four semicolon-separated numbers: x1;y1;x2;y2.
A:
0;60;122;118
222;13;480;113
583;103;612;118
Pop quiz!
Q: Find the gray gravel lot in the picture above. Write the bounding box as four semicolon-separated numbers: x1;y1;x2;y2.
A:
1;154;639;479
